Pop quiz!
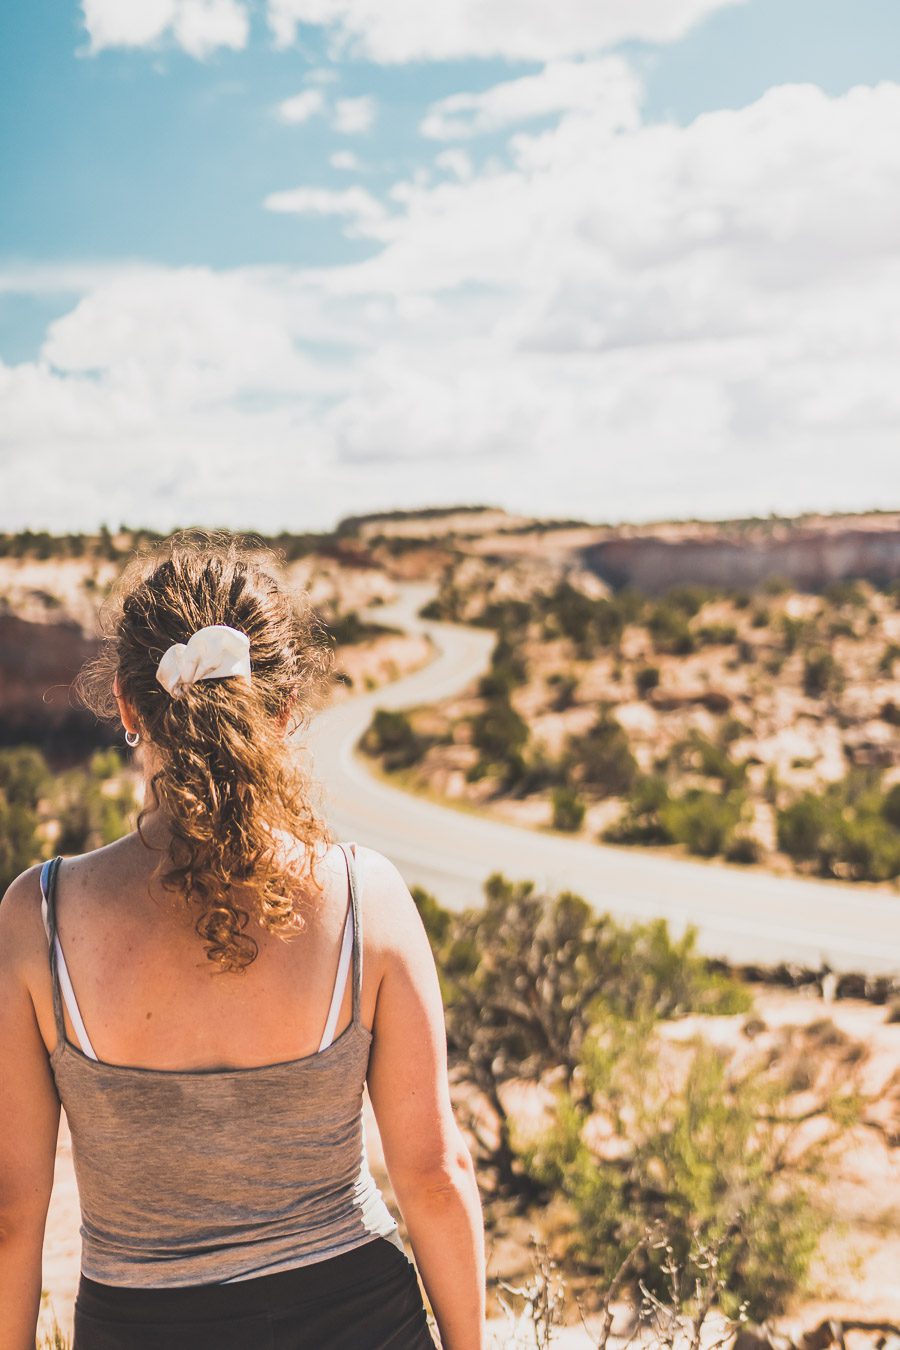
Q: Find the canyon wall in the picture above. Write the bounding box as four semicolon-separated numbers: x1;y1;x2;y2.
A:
581;527;900;594
0;614;107;756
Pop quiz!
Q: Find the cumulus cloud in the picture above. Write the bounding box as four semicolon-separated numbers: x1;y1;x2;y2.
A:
265;0;747;61
263;185;387;232
420;57;642;140
330;149;364;171
5;79;900;530
433;149;473;181
277;88;326;124
82;0;249;57
332;95;377;134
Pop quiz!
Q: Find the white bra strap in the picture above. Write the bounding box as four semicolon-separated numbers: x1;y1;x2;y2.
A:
38;860;98;1061
318;901;353;1051
53;937;99;1061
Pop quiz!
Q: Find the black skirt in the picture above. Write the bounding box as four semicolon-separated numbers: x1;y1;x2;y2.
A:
72;1236;438;1349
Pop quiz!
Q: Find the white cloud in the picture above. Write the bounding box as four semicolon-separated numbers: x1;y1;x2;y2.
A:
266;0;746;61
420;57;641;140
330;149;364;171
434;149;472;181
263;185;387;232
5;80;900;531
82;0;248;57
332;95;377;134
277;88;326;124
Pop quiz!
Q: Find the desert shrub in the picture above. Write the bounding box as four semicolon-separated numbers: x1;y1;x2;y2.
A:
0;747;52;893
545;671;578;711
0;798;42;895
660;788;744;857
724;833;762;864
803;648;843;698
0;746;51;812
567;712;638;797
696;624;738;646
647;603;695;656
521;1029;826;1320
669;731;747;790
664;584;719;617
324;609;403;645
410;884;453;948
879;642;900;674
883;782;900;829
777;777;900;880
542;581;625;656
719;716;751;745
88;747;125;780
634;665;660;698
53;770;137;855
550;785;585;831
417;874;749;1193
470;698;529;769
824;579;867;608
602;774;671;846
361;708;428;771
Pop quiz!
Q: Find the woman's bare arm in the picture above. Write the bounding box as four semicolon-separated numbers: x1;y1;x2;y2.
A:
0;867;62;1350
364;851;486;1350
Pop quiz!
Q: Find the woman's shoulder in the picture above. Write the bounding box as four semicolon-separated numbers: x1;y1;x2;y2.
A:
352;845;429;964
0;862;48;989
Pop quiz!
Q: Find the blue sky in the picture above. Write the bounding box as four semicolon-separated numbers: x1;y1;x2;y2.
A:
1;0;899;532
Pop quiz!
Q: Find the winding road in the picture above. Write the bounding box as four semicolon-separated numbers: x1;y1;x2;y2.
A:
302;581;900;976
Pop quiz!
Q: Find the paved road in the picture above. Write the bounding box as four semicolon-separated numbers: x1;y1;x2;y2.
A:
302;582;900;976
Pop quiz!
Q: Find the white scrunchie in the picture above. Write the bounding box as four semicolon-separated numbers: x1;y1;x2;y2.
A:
155;624;251;699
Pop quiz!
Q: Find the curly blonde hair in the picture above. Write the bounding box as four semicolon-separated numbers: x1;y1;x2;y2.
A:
75;529;336;973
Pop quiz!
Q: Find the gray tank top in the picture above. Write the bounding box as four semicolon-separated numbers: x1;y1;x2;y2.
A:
40;842;404;1288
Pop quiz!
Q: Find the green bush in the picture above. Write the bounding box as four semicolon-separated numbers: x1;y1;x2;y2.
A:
660;788;744;857
568;712;638;797
724;833;762;864
634;665;660;699
670;731;747;790
777;789;834;862
361;709;427;771
602;774;671;845
777;778;900;881
803;648;843;698
54;772;136;855
697;624;738;645
0;798;43;895
0;746;51;811
551;786;585;832
647;603;695;655
520;1031;823;1320
470;698;529;767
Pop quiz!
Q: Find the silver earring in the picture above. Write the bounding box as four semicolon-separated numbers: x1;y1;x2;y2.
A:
125;729;141;747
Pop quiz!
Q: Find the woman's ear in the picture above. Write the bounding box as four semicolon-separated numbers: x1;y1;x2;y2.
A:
113;673;140;737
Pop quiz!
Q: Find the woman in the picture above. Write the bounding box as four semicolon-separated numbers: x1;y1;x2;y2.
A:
0;531;486;1349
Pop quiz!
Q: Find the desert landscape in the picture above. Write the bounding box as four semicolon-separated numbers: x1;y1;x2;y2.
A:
1;510;898;1347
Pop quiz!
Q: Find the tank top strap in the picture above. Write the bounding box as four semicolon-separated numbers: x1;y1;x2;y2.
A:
341;841;363;1025
39;856;67;1045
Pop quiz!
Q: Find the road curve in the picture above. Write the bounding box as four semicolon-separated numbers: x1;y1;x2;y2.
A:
301;582;900;976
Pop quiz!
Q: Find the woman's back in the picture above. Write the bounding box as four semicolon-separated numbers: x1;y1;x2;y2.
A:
37;837;402;1287
36;831;368;1074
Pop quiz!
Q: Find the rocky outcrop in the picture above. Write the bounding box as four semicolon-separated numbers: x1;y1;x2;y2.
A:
581;526;900;594
0;614;106;755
